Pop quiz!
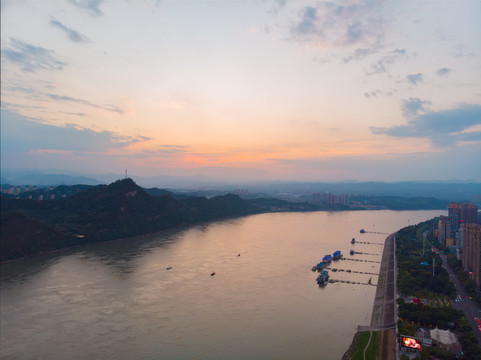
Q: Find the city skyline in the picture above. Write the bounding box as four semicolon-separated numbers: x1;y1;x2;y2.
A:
1;0;481;182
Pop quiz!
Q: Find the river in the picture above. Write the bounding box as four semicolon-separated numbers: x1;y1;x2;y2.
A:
0;210;444;360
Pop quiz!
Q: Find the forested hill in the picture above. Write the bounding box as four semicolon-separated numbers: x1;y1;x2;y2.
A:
0;178;259;262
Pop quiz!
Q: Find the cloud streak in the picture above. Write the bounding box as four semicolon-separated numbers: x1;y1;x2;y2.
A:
45;93;124;114
290;2;386;48
436;67;451;76
68;0;104;17
1;109;150;153
1;38;67;72
49;19;90;43
3;86;125;115
406;73;423;85
366;49;407;75
371;104;481;146
401;98;431;118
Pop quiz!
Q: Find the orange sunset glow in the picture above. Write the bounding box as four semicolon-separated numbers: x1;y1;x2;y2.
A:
1;0;480;183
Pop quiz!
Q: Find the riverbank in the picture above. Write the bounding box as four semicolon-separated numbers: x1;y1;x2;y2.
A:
343;233;397;360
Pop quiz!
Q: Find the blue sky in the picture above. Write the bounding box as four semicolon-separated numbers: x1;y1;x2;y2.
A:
1;0;480;182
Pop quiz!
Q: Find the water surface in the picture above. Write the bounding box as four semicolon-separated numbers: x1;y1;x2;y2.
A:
0;210;443;359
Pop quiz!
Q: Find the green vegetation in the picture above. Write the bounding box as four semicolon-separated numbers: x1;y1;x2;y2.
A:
398;299;460;329
363;332;379;360
0;212;75;260
0;178;260;262
418;346;461;360
396;220;455;298
395;219;481;359
343;331;378;360
2;178;452;263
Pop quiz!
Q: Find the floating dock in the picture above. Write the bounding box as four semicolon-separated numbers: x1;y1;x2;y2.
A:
340;258;381;264
328;279;377;286
326;268;379;276
352;241;384;245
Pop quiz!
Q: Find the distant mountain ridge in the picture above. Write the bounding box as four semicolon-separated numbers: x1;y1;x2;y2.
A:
2;169;479;202
1;171;101;186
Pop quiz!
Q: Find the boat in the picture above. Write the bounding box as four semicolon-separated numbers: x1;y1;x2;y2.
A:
360;229;365;233
322;254;332;263
333;250;342;260
350;249;355;255
312;261;325;272
166;266;172;270
316;270;329;286
351;238;356;244
211;272;216;276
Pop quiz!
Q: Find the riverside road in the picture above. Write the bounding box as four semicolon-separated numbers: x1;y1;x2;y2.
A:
439;253;481;345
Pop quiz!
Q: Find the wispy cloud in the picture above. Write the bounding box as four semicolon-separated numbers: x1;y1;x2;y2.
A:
343;46;381;63
290;2;386;49
1;109;149;153
406;73;423;85
363;89;395;98
4;86;125;115
1;38;67;72
292;6;318;36
401;98;431;118
436;67;451;77
366;49;407;75
141;145;188;159
45;93;124;114
49;19;90;43
68;0;104;17
371;104;481;146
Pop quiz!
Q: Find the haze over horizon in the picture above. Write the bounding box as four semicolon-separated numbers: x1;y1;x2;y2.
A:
1;0;480;182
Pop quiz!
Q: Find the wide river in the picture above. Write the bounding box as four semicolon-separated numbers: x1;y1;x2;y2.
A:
1;210;444;360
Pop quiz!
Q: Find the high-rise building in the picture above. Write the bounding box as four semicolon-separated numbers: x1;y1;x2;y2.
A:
438;215;449;247
448;202;478;235
311;192;350;206
460;203;478;225
461;223;481;289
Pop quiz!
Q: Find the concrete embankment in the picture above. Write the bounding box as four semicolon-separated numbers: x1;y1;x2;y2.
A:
342;233;397;360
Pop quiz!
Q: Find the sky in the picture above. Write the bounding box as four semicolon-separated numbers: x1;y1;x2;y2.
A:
1;0;481;183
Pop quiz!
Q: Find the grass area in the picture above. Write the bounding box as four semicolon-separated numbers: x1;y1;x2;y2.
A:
364;332;379;360
344;331;379;360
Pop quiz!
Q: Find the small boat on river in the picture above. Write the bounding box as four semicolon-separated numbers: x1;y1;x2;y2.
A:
211;272;216;276
316;270;329;286
351;238;356;244
312;262;325;272
322;254;332;263
350;250;355;255
333;250;342;260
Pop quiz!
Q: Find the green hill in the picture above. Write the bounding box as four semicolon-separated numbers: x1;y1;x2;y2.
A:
0;178;260;261
0;212;73;262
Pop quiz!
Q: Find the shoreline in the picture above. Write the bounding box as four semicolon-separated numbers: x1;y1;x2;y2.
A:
343;232;397;359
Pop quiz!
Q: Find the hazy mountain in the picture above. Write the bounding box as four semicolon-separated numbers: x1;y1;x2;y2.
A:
1;169;102;186
1;169;479;202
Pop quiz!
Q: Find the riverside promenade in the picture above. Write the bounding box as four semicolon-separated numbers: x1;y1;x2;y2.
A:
368;233;396;330
344;233;397;360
